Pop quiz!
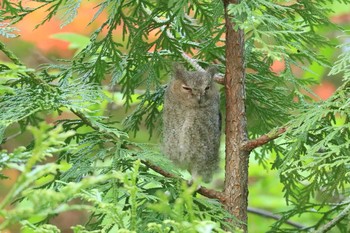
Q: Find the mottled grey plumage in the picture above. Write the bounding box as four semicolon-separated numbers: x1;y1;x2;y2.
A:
162;64;221;183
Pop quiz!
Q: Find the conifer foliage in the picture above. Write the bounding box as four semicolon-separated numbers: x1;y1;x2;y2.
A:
1;0;350;232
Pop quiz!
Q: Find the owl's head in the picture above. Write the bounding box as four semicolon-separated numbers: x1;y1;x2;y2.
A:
170;63;218;107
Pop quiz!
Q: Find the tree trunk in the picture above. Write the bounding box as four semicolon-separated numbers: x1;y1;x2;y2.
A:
223;0;249;231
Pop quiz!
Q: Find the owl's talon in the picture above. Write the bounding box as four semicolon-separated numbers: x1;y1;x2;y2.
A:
187;179;201;191
187;179;193;186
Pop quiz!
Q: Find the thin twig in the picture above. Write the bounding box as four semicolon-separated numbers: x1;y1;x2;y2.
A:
242;127;287;151
213;74;225;85
247;207;305;229
315;202;350;233
142;5;225;85
0;41;51;88
1;131;22;144
0;41;26;67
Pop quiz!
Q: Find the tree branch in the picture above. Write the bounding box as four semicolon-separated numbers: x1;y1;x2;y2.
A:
142;160;226;203
315;202;350;233
0;41;27;67
1;131;22;144
242;127;287;151
213;74;225;85
247;207;305;229
0;41;50;87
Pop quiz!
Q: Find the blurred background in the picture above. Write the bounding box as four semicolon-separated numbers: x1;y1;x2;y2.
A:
1;1;350;232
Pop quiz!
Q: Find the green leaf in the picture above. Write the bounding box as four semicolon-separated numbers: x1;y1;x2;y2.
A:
51;33;90;52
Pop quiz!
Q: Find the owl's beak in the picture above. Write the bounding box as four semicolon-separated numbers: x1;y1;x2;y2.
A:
197;95;202;104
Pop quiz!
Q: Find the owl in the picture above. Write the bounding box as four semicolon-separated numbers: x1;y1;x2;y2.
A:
162;64;221;183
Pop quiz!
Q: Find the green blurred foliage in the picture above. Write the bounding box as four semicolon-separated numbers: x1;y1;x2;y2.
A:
1;0;350;232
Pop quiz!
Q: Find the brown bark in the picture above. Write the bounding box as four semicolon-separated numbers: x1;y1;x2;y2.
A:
143;160;227;202
242;127;287;151
223;0;249;231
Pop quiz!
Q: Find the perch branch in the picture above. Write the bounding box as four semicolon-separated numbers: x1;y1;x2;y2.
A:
142;160;226;202
242;127;287;151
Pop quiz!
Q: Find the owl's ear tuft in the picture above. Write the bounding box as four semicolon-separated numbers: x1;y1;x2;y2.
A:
172;63;187;80
206;65;217;78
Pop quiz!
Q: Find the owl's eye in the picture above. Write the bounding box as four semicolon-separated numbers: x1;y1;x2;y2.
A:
205;86;210;90
182;85;192;91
